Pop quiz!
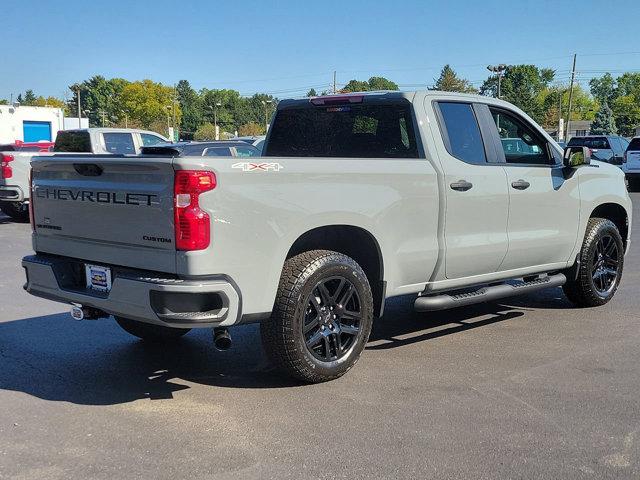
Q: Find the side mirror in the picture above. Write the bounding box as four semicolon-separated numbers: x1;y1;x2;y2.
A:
563;146;591;168
610;155;624;166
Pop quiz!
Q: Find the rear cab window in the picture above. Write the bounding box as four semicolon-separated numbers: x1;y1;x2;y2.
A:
628;138;640;152
102;133;135;154
54;131;92;152
264;98;419;158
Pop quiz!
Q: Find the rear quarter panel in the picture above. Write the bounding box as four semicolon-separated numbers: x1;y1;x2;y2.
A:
174;156;439;315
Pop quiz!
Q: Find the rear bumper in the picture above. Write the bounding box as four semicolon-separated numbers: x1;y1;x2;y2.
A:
22;254;242;328
0;185;25;202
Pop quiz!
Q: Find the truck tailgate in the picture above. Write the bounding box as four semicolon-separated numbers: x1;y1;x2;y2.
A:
31;155;178;273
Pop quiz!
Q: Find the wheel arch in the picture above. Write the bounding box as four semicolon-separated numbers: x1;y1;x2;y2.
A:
286;225;386;317
590;202;629;249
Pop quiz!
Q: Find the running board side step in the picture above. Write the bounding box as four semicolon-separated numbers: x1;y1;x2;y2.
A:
414;273;566;312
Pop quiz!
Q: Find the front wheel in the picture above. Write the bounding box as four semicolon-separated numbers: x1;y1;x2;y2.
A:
0;202;29;222
115;316;191;342
261;250;374;383
563;218;624;307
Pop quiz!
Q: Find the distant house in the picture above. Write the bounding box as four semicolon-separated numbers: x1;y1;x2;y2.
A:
566;120;592;138
0;105;65;144
546;120;592;141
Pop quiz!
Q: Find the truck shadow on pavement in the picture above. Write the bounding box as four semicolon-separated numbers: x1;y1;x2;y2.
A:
0;288;572;404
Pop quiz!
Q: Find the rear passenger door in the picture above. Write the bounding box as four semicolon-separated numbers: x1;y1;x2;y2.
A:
484;106;581;270
432;101;509;279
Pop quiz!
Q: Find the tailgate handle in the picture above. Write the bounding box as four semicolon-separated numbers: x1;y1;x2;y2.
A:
74;163;103;176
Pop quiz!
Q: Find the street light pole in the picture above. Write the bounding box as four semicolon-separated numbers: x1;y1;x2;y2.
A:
487;64;507;99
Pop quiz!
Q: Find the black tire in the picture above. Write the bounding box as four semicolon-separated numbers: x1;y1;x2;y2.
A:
563;218;624;307
261;250;374;383
0;202;29;222
114;316;191;342
628;178;640;192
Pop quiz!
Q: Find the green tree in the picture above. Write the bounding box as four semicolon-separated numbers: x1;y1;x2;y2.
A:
307;88;317;97
590;102;617;135
176;80;202;139
120;79;180;131
481;65;555;123
68;76;129;127
612;95;640;137
22;90;37;105
342;76;398;92
193;123;218;141
238;122;265;136
589;72;640;137
539;85;597;129
589;73;616;105
432;65;477;93
0;99;7;105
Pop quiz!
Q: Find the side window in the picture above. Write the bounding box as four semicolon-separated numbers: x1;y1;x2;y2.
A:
234;146;258;157
437;102;486;164
489;108;551;165
141;133;165;146
586;137;610;149
204;147;232;157
103;133;135;154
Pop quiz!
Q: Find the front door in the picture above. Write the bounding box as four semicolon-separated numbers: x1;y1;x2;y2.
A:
486;107;581;271
432;101;509;279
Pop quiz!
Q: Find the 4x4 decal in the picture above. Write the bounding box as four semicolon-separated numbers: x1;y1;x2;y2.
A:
231;162;283;172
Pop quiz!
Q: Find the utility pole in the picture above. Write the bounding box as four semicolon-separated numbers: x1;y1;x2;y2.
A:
557;88;564;141
565;54;577;142
77;88;81;127
172;84;177;141
333;71;337;94
262;100;272;132
487;64;507;99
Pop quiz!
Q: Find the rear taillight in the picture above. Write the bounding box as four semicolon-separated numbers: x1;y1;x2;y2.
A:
174;170;216;251
29;168;35;231
1;154;14;179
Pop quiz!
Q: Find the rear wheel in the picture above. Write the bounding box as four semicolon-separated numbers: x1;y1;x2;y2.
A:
0;202;29;222
115;316;191;342
261;250;374;383
563;218;624;307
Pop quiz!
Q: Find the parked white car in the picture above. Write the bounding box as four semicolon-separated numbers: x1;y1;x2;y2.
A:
623;136;640;190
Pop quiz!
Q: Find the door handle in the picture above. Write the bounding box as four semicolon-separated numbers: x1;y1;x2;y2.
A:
511;179;530;190
450;180;473;192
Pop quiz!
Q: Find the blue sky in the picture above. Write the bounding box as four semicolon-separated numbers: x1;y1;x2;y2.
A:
4;0;639;100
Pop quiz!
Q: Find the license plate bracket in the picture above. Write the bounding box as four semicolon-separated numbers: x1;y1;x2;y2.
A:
85;264;112;292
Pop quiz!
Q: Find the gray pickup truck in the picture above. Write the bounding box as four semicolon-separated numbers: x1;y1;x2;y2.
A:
0;128;167;221
22;91;632;383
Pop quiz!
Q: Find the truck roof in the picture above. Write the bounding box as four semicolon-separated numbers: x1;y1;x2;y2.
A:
60;127;167;137
279;90;522;111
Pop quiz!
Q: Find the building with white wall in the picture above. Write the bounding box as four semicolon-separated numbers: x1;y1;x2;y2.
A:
0;105;65;143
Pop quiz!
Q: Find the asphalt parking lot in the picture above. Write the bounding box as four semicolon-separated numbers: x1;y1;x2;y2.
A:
1;195;639;480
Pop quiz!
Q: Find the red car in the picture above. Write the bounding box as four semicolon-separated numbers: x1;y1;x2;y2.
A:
0;140;54;152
